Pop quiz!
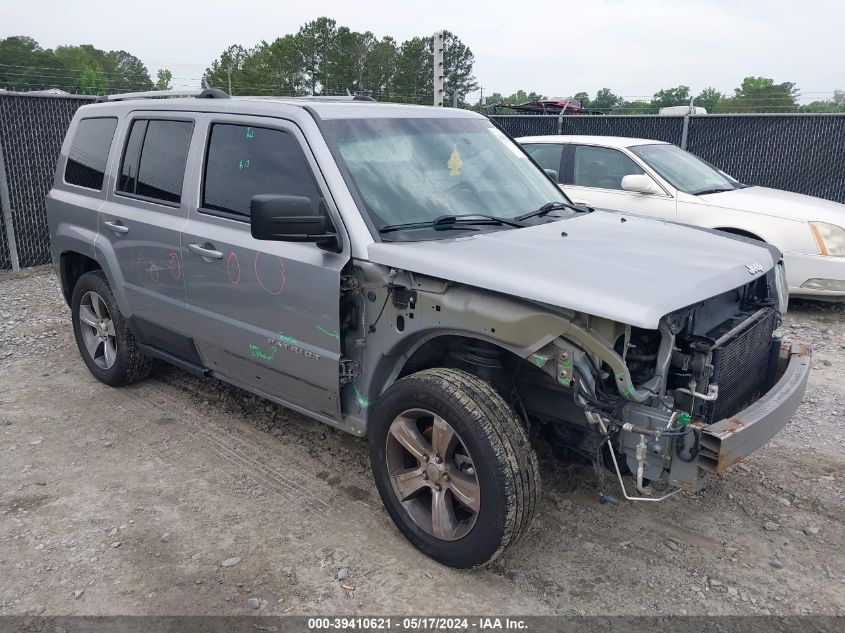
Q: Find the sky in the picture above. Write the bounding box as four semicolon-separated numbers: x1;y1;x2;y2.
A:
3;0;844;103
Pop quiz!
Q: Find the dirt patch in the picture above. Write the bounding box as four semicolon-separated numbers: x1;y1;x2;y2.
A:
0;266;843;616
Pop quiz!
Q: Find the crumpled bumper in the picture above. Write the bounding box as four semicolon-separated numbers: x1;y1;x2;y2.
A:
697;341;812;474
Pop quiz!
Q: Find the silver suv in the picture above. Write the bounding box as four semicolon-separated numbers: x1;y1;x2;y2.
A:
47;90;811;568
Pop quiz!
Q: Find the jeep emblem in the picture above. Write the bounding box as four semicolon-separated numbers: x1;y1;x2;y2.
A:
746;262;764;274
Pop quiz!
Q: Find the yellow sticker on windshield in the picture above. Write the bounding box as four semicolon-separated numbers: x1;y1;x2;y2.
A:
447;146;463;177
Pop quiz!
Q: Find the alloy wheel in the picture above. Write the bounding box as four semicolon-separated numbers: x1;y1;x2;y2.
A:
78;290;117;370
385;408;481;541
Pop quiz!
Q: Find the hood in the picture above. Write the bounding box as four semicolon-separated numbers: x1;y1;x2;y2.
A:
367;211;778;330
698;186;845;226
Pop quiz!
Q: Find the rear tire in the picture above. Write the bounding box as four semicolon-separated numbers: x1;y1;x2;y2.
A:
71;270;152;387
369;368;540;568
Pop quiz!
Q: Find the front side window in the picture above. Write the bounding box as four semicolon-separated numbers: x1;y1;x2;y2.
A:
202;124;321;218
630;143;740;195
522;143;565;180
64;117;118;190
323;117;569;236
118;119;193;204
571;145;644;190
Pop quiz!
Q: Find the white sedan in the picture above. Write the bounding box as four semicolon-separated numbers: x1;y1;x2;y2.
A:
517;134;845;299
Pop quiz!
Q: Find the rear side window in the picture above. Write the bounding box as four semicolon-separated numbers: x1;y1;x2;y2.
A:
118;119;193;204
64;117;118;190
202;124;321;218
522;143;565;181
571;145;644;190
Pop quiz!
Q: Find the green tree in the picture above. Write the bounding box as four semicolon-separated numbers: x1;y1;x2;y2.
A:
695;87;723;112
249;36;303;95
618;99;655;114
394;36;431;102
591;87;622;112
296;17;338;94
728;76;799;112
105;50;153;91
364;36;398;98
155;69;172;90
203;44;248;94
79;66;108;94
651;85;690;110
0;36;67;91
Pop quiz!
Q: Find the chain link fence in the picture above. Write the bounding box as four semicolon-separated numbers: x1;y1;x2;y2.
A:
0;91;94;270
490;112;845;205
1;95;845;270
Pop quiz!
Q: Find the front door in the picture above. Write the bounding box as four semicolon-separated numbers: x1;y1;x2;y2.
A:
562;144;676;220
180;116;348;420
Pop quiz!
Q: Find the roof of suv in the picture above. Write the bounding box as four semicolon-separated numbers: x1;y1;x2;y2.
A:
78;95;482;121
516;135;669;148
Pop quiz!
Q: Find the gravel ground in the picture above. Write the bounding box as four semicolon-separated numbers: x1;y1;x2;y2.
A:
0;266;843;616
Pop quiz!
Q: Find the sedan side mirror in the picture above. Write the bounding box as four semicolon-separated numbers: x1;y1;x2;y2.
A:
544;168;559;182
250;194;338;248
621;174;657;194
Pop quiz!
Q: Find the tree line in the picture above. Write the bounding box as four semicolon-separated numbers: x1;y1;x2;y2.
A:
486;79;845;114
2;30;843;114
0;36;172;94
202;17;477;105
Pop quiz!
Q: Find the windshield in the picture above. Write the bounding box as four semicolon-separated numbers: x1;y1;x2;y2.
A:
323;117;570;236
630;143;741;195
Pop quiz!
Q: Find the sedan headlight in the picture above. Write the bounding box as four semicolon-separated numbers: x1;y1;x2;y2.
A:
810;222;845;256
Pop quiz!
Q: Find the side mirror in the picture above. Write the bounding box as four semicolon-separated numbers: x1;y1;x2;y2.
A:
544;168;559;182
621;174;656;194
250;194;338;247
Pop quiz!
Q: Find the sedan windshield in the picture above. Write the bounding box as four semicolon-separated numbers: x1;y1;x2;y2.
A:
630;143;743;195
322;117;570;236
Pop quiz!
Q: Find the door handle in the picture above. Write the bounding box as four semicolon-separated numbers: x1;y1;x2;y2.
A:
188;242;223;260
104;220;129;235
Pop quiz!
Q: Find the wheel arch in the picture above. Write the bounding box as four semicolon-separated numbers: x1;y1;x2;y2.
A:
364;331;530;404
59;250;102;305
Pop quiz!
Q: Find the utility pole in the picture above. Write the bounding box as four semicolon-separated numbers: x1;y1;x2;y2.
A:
453;90;458;108
433;31;444;107
479;86;484;111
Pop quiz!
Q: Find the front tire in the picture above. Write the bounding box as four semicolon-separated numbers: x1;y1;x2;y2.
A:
369;368;540;568
71;270;152;387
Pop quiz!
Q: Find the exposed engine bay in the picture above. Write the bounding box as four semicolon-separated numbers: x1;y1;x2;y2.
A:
519;264;790;500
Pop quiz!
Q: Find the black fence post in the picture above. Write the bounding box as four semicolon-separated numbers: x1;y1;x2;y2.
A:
0;140;19;272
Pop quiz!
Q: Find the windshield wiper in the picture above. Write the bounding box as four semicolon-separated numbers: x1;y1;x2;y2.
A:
379;213;526;234
515;201;589;222
693;187;735;196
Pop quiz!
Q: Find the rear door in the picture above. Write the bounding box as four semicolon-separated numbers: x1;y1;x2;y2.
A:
562;144;676;219
100;114;194;337
180;116;348;420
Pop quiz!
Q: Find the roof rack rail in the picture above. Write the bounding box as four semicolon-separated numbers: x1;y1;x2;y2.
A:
95;88;230;103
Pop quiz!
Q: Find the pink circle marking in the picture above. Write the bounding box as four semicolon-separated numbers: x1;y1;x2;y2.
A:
254;252;286;295
227;251;241;285
169;251;182;280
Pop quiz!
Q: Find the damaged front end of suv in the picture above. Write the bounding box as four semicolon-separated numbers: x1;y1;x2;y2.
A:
525;261;810;499
358;223;810;503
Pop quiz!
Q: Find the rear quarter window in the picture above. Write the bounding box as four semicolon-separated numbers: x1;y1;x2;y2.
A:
64;117;118;190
